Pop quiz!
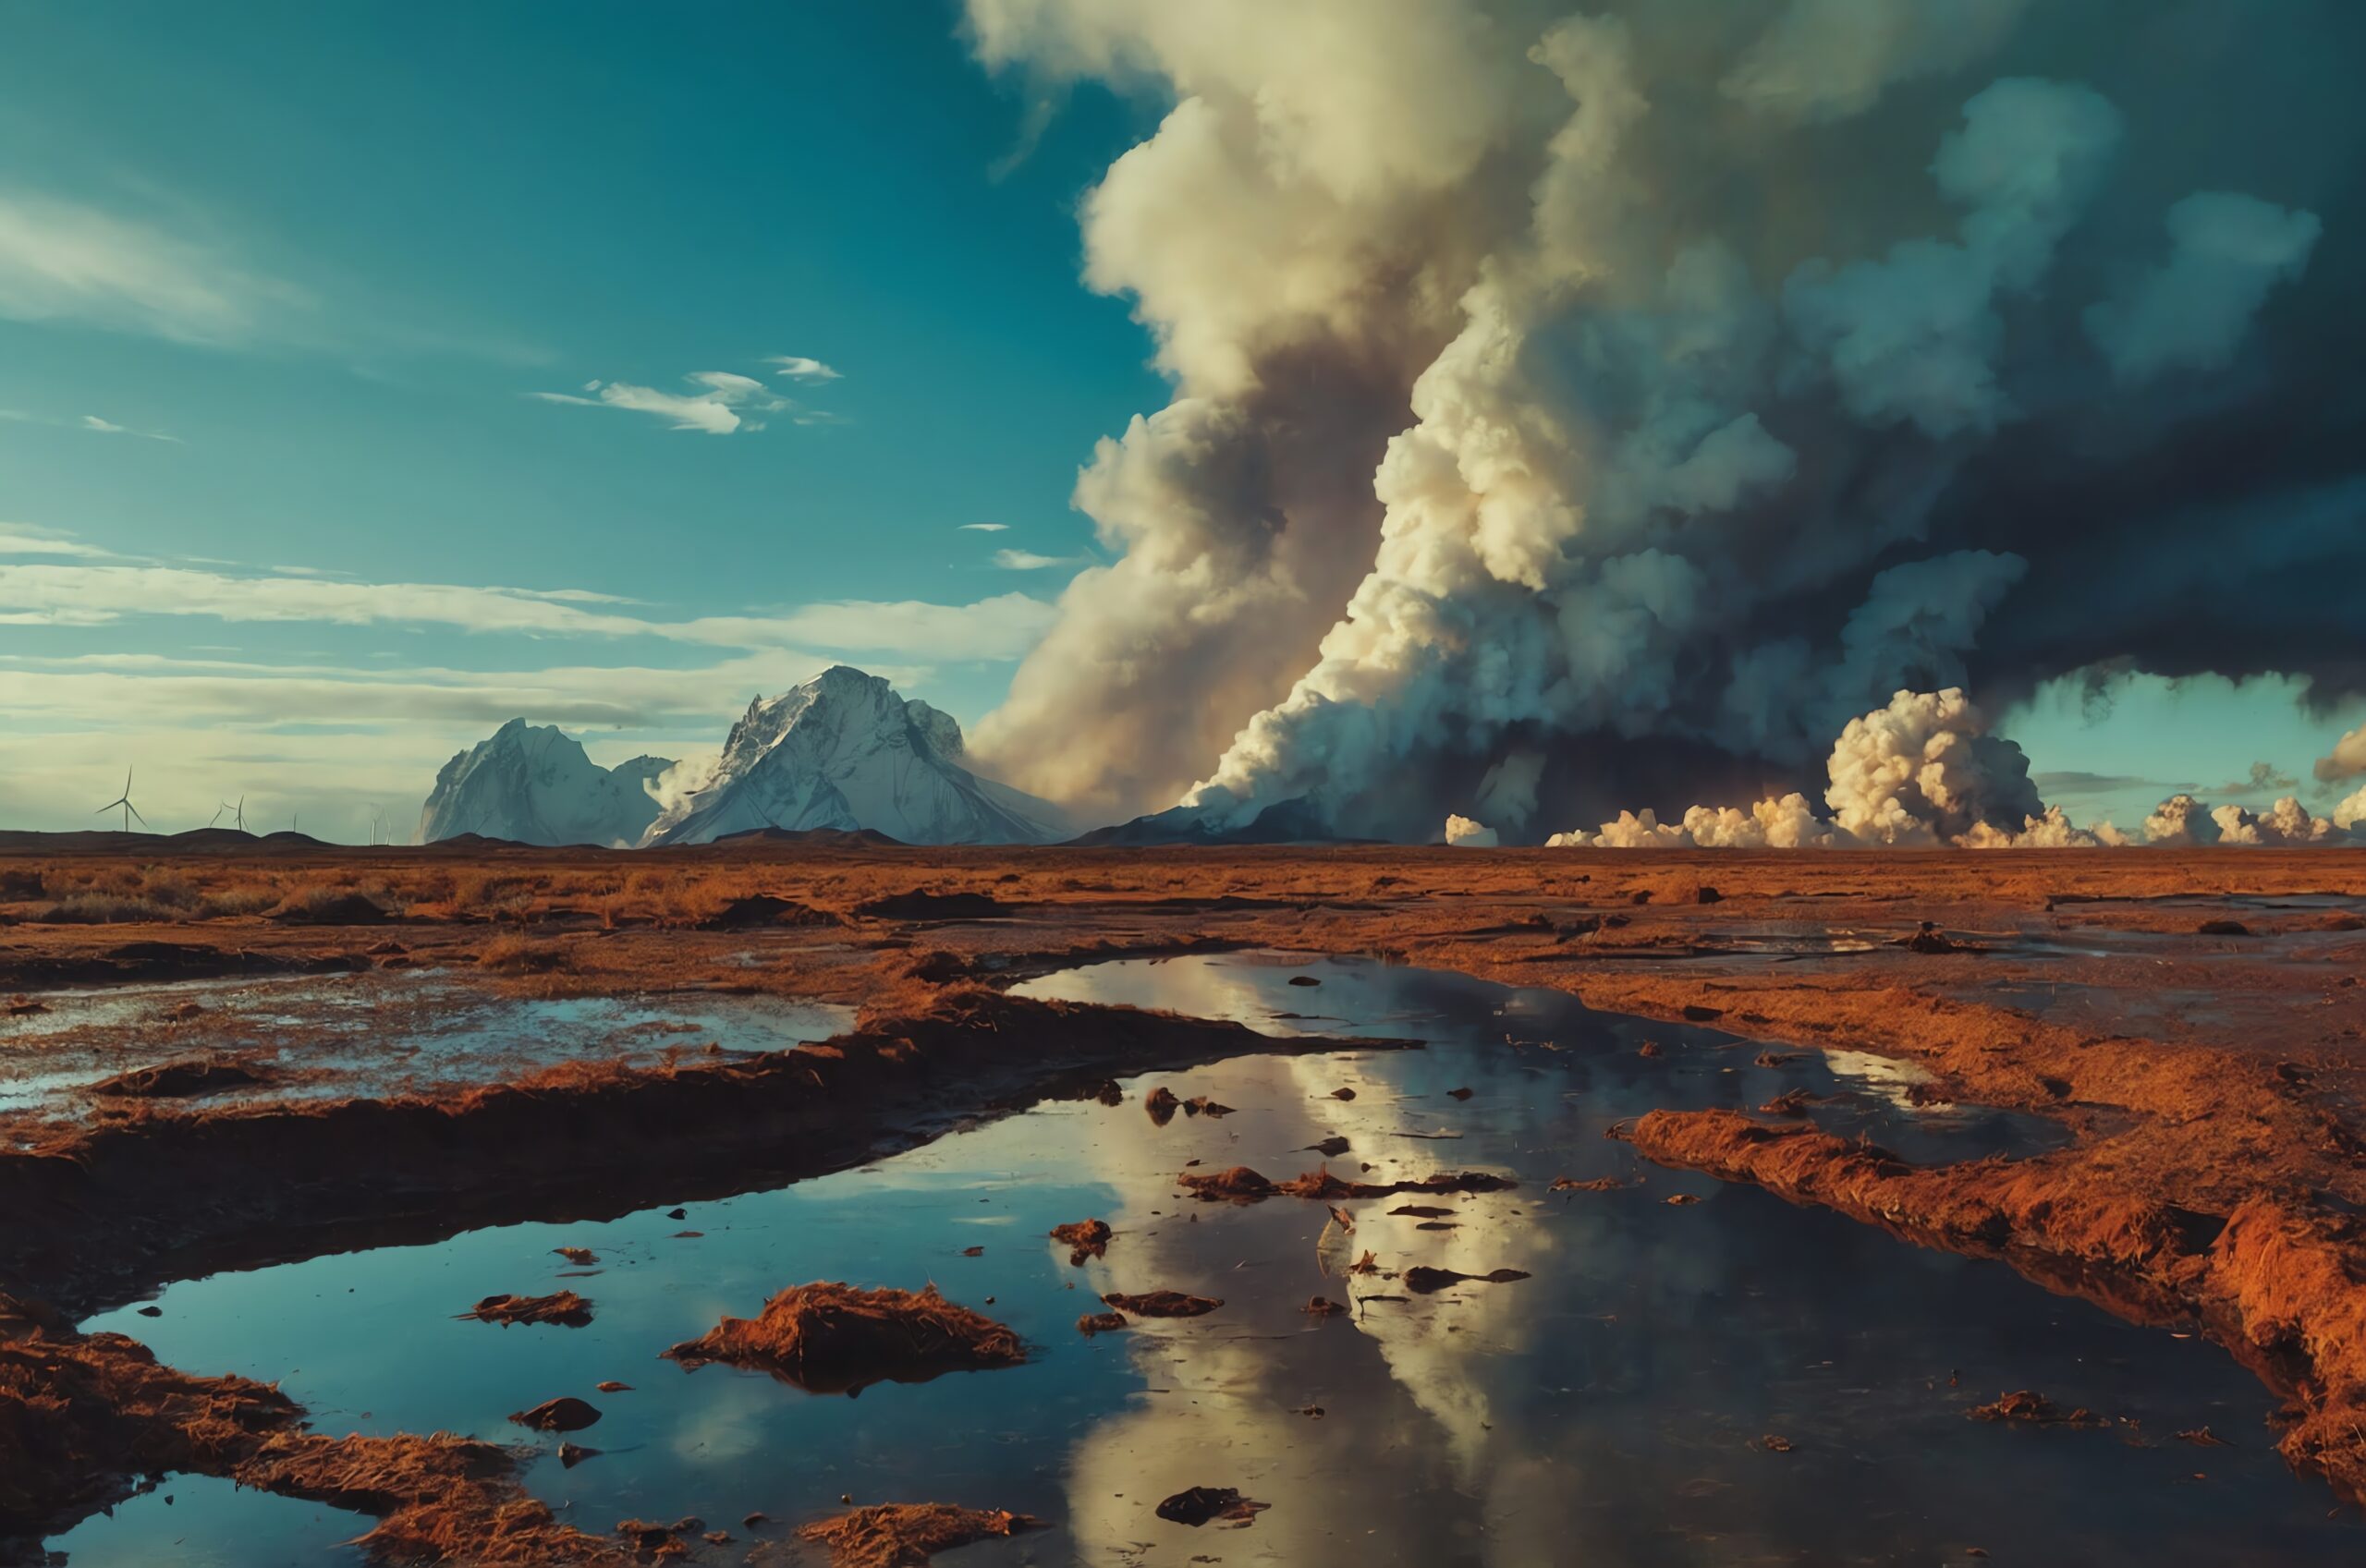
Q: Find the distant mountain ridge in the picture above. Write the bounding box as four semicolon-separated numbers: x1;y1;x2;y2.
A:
643;666;1067;846
417;720;673;847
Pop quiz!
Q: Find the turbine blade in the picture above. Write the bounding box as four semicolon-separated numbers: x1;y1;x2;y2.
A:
127;803;147;827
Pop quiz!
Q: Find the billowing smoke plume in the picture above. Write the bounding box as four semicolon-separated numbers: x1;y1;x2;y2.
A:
1549;687;2116;847
964;1;2366;838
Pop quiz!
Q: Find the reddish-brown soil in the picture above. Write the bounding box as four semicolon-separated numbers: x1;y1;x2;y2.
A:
796;1501;1041;1567
465;1291;594;1328
2;839;2364;1554
662;1283;1023;1394
1101;1290;1223;1318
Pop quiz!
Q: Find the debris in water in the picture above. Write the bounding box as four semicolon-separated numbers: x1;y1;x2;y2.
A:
799;1502;1042;1567
508;1396;601;1432
1389;1204;1456;1218
1968;1391;2108;1427
1761;1434;1794;1453
1304;1136;1351;1157
1665;1194;1701;1206
1287;975;1322;988
553;1246;598;1266
594;1380;632;1393
1446;1086;1474;1100
1330;1086;1357;1100
664;1282;1023;1394
960;1246;983;1258
557;1441;599;1467
1102;1290;1222;1318
1327;1205;1356;1233
1155;1487;1270;1527
1050;1218;1113;1264
1183;1095;1235;1117
2177;1428;2233;1447
1753;1050;1806;1068
1303;1296;1348;1318
1637;1040;1663;1058
1760;1088;1816;1116
1401;1266;1530;1294
1077;1311;1129;1335
1550;1176;1623;1192
1178;1163;1514;1204
1145;1086;1181;1125
461;1291;592;1328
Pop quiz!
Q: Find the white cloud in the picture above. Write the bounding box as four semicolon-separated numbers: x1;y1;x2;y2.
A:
766;355;841;382
958;523;1010;532
0;524;111;558
532;370;793;435
0;188;306;346
0;558;1056;662
992;547;1086;570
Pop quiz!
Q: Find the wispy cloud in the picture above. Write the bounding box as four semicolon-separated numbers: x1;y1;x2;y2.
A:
0;558;1058;662
766;355;841;382
531;369;800;434
992;547;1086;570
2;408;182;444
957;522;1010;533
0;188;305;346
0;524;113;558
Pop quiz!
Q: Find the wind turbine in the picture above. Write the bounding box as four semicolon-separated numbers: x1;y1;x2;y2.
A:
95;767;145;833
209;803;226;829
226;796;246;833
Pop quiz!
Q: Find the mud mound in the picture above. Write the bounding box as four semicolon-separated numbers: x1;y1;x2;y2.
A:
87;1058;270;1099
508;1396;602;1432
663;1283;1022;1394
1102;1290;1222;1318
1177;1163;1516;1203
269;891;394;925
1968;1390;2107;1427
853;891;1006;922
463;1291;593;1328
701;893;839;930
799;1502;1042;1567
1154;1487;1269;1526
1403;1266;1531;1294
1049;1219;1111;1265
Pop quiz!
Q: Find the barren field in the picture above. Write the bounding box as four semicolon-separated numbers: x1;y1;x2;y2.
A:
5;839;2365;1566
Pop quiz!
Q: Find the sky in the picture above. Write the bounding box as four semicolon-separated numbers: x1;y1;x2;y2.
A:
2;1;2359;843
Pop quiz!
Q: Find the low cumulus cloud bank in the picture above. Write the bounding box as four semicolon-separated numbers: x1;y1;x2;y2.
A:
1538;686;2357;848
961;0;2366;843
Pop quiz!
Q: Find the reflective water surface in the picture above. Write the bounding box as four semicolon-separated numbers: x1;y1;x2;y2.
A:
0;972;852;1125
57;954;2360;1565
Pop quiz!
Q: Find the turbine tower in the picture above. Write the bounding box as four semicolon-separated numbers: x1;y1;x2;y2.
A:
227;796;246;833
95;767;145;833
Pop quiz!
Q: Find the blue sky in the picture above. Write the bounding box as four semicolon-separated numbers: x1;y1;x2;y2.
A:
1;2;2358;841
0;2;1168;836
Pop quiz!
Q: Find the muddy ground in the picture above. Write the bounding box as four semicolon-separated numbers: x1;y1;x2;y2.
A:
2;839;2363;1562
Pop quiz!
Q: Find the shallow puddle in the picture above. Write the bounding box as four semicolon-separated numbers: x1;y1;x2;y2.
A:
0;972;852;1127
42;1473;367;1567
62;954;2360;1565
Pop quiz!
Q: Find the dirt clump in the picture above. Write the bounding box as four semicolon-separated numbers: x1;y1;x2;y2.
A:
701;893;838;930
798;1501;1042;1567
1552;1175;1624;1192
510;1396;603;1431
1182;1095;1235;1117
1968;1390;2108;1427
1144;1085;1181;1124
854;891;1006;922
1049;1218;1112;1264
1403;1266;1531;1294
464;1291;593;1328
1177;1163;1515;1204
555;1246;599;1265
1303;1295;1348;1318
1155;1486;1270;1526
1102;1290;1223;1318
663;1282;1023;1394
1389;1204;1456;1218
1076;1311;1128;1335
1305;1135;1351;1157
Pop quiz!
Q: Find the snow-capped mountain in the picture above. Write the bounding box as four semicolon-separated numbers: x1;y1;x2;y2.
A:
418;721;673;847
642;666;1067;846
